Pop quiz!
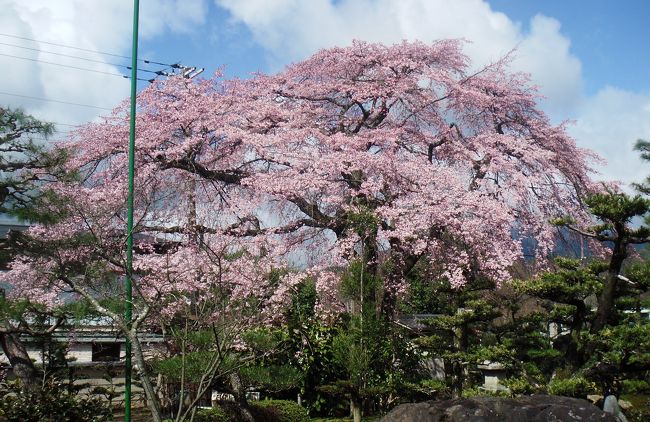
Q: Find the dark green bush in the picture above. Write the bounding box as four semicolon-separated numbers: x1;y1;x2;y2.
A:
193;402;259;422
0;381;112;422
193;406;230;422
547;377;597;398
503;376;540;396
249;399;309;422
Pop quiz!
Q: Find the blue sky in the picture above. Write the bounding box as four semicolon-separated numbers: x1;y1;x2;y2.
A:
2;0;650;185
140;0;650;96
491;0;650;96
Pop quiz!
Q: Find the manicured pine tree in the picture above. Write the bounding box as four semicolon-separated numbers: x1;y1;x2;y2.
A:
0;106;66;391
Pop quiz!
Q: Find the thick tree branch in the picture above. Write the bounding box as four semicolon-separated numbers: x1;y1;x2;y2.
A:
563;224;614;242
157;156;244;184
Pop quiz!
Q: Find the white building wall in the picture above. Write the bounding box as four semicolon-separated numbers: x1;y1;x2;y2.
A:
1;340;163;365
68;343;93;363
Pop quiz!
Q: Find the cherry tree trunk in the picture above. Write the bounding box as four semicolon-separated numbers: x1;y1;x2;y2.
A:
129;331;163;422
229;372;254;422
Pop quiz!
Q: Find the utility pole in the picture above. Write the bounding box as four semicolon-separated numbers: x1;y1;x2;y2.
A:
124;3;202;419
124;1;139;421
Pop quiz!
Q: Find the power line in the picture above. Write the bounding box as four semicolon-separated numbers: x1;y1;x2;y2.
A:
52;122;83;128
0;41;167;76
0;52;154;82
0;91;113;110
0;32;177;68
0;52;121;76
0;34;205;117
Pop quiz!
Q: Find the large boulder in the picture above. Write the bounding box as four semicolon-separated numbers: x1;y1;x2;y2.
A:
381;395;616;422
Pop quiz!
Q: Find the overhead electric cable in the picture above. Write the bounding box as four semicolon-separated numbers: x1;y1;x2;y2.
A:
0;41;166;75
0;52;154;82
0;91;113;110
0;32;178;67
51;122;83;128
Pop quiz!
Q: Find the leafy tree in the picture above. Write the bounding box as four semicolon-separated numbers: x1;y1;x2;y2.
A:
509;256;650;397
525;139;650;396
281;279;340;415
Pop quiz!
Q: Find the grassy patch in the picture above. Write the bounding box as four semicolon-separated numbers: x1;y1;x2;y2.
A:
621;394;650;410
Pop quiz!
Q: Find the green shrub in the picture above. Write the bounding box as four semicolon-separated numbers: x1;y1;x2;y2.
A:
249;399;309;422
461;386;509;398
193;406;230;422
194;402;259;422
503;377;536;396
0;381;112;422
547;377;597;398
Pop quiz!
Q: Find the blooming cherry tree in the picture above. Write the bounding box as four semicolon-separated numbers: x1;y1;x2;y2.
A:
2;40;597;420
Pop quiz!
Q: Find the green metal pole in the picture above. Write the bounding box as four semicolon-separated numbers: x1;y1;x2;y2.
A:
125;1;139;421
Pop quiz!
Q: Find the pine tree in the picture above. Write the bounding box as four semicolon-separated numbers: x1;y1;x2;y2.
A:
0;107;66;391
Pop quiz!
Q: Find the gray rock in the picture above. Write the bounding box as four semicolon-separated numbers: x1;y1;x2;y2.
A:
382;395;617;422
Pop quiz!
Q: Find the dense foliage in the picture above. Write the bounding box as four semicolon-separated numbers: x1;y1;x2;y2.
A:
249;400;310;422
0;380;112;422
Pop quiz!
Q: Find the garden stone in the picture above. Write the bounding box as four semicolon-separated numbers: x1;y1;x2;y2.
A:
603;395;628;422
381;395;617;421
617;399;632;410
588;394;604;404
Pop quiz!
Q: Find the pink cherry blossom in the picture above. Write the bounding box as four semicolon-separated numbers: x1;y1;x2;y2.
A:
3;39;598;322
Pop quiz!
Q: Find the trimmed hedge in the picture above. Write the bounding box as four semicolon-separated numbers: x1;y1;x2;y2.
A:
250;400;309;422
193;400;308;422
193;406;230;422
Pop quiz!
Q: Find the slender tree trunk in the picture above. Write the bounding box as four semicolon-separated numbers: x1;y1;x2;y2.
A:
351;397;362;422
0;330;37;390
451;307;469;398
174;321;188;422
229;372;254;422
129;331;163;422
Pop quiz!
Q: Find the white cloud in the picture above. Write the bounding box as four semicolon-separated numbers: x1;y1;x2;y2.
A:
141;0;208;38
569;87;650;185
0;0;207;133
517;15;583;114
